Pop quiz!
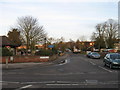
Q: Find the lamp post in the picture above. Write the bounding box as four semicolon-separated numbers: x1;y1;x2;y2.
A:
44;38;47;50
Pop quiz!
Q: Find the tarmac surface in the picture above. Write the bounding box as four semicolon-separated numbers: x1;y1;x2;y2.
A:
2;54;69;70
2;53;120;89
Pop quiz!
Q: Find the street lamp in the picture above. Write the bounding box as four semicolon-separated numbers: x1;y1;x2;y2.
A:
44;37;47;49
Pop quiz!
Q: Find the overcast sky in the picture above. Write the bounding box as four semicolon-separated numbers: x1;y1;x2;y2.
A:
0;0;119;41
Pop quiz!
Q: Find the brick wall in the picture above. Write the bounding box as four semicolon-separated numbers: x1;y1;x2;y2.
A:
0;56;49;63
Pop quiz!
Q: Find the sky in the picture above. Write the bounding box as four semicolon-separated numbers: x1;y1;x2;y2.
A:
0;0;119;41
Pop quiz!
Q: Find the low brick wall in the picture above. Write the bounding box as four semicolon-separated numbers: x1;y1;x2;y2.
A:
0;56;50;63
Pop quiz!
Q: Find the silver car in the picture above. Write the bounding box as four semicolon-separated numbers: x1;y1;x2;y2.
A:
87;52;101;59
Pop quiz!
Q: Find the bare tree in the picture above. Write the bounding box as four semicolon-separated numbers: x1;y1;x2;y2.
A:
17;16;46;51
91;19;118;49
79;35;87;41
75;39;80;49
47;37;55;44
91;32;97;41
91;23;106;50
54;37;65;44
104;19;118;48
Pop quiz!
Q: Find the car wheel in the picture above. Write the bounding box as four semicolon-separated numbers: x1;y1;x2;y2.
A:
91;56;94;59
110;64;113;69
104;62;106;66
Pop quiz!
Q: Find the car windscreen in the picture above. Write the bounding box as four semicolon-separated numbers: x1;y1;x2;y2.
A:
92;53;99;55
110;54;120;59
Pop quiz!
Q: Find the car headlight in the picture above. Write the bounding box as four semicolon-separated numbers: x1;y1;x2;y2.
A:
113;62;118;64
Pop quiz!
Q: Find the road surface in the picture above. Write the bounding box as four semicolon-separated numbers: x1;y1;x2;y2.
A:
2;52;120;89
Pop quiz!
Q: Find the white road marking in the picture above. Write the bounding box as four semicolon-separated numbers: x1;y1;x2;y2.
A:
16;85;32;90
34;72;97;75
56;81;71;83
98;66;113;73
46;83;96;86
58;59;70;66
86;80;98;85
46;84;73;86
89;61;96;65
3;80;119;88
59;63;65;65
21;81;56;84
20;85;32;88
83;57;115;73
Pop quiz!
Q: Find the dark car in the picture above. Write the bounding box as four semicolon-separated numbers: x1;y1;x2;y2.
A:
103;53;120;69
86;52;101;59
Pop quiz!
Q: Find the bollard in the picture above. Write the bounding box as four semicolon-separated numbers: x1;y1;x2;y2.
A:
10;56;14;63
6;57;8;69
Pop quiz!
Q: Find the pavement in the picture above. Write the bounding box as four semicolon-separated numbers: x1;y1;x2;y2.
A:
2;53;69;70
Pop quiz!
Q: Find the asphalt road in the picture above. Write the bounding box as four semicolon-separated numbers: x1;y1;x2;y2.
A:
2;52;120;89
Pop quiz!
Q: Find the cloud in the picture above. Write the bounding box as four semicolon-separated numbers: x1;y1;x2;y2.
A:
0;0;119;3
0;0;118;41
38;14;117;22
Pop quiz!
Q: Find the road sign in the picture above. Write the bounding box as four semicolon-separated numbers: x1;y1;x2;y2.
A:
48;45;54;48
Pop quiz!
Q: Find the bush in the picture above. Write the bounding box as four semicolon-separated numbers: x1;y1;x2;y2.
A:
117;50;120;53
35;49;56;56
1;47;13;56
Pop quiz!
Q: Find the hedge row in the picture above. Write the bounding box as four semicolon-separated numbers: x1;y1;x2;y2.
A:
0;47;13;56
35;49;57;56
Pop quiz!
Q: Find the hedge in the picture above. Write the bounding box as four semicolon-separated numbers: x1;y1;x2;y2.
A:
35;49;57;56
1;47;13;56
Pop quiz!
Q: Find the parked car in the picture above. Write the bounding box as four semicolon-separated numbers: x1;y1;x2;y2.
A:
103;53;120;69
86;52;101;59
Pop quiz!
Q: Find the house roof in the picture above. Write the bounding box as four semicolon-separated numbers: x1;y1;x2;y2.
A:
0;36;19;47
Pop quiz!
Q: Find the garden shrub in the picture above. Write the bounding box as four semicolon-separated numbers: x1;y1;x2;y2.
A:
2;47;13;56
117;50;120;53
35;49;56;56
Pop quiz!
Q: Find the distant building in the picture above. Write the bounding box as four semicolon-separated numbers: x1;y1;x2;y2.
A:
0;36;20;55
35;45;44;49
0;36;19;48
79;41;94;51
17;44;44;50
65;41;94;51
79;41;94;47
